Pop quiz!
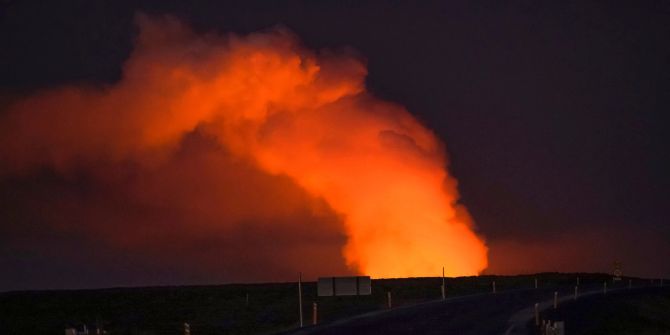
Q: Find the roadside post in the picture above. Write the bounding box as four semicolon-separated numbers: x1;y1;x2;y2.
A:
312;302;318;325
441;267;446;300
553;291;558;309
574;286;578;300
387;291;392;309
492;281;496;294
534;303;539;326
298;272;303;327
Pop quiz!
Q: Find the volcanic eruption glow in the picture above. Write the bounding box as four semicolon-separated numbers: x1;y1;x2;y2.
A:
0;15;487;278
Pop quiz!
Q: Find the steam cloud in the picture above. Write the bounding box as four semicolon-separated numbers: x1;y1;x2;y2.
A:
0;15;487;280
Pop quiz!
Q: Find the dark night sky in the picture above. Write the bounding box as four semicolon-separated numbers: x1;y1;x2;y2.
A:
1;0;668;291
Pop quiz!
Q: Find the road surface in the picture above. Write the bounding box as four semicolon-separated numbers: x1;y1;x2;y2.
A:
286;284;664;335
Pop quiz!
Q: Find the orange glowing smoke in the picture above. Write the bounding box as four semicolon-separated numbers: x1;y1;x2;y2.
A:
0;15;487;277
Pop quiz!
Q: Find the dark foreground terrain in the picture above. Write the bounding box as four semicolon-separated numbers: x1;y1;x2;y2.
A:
0;273;657;334
535;286;670;335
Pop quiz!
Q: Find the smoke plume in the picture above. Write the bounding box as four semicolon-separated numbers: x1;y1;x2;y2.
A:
0;14;487;280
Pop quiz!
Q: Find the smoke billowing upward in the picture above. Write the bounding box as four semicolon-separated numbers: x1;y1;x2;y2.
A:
0;15;487;281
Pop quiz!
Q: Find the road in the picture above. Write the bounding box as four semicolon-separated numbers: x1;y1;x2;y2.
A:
286;284;660;335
